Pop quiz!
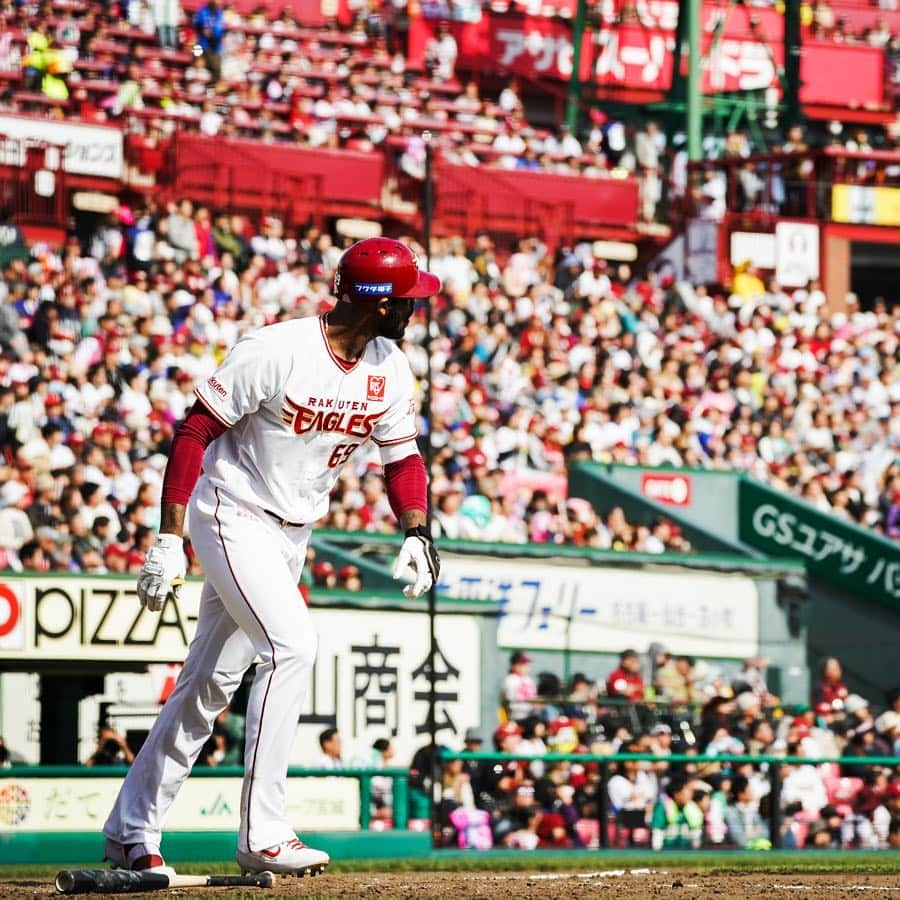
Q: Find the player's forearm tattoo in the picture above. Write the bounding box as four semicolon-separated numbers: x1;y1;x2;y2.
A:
400;509;427;532
160;502;187;537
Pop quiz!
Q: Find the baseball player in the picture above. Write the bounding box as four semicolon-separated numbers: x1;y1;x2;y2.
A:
101;238;442;876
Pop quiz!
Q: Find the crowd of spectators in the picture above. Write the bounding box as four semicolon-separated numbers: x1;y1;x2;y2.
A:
58;647;900;850
693;124;900;225
1;201;899;573
0;0;897;225
0;0;646;186
65;651;900;851
418;233;899;541
434;651;900;850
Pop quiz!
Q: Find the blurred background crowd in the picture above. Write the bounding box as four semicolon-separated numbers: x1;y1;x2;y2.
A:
429;650;900;850
1;202;898;575
62;644;900;851
0;0;898;224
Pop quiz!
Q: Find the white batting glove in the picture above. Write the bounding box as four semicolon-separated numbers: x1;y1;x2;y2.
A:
392;525;441;600
137;533;186;612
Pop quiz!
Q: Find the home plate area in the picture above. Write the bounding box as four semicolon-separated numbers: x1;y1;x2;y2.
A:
5;869;900;899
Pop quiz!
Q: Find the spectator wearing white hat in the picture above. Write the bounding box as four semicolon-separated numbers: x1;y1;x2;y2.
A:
782;755;828;818
648;723;673;756
844;694;876;732
0;481;34;570
875;711;900;756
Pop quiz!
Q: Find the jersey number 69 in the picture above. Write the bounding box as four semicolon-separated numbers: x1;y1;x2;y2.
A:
327;442;360;468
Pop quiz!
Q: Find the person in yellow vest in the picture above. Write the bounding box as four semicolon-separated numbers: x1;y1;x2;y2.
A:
731;260;766;299
651;777;705;850
41;47;71;101
23;21;50;90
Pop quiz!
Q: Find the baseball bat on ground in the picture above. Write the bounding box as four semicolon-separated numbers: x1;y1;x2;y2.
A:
55;869;275;894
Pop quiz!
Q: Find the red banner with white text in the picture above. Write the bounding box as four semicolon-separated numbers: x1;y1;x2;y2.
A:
434;0;900;37
409;12;887;108
409;15;783;91
408;15;583;82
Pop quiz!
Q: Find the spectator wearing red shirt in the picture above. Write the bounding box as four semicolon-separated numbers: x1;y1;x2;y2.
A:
606;649;645;702
536;808;572;848
812;657;850;711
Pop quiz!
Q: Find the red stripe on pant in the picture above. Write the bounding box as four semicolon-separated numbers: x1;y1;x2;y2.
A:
213;487;276;851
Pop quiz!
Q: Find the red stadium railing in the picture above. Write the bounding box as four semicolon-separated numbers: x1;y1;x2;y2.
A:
433;160;640;245
168;133;386;226
0;134;69;231
0;112;646;244
155;131;643;243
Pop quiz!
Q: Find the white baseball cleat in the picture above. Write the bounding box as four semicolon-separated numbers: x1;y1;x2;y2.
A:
236;837;329;877
103;838;173;876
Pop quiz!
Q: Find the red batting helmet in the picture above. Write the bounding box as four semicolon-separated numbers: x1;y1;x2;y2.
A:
333;238;441;302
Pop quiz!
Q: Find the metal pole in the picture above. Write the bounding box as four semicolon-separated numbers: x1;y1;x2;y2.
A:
664;0;688;150
768;762;783;849
566;0;588;134
421;130;440;844
783;0;802;128
359;775;372;831
685;0;702;161
598;760;610;848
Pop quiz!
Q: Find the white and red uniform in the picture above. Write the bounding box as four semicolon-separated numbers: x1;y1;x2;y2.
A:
195;315;419;522
103;315;420;854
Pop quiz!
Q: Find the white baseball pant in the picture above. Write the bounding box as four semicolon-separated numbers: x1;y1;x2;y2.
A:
103;476;316;853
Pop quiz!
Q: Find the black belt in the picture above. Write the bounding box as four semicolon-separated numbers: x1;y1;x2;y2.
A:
264;509;306;528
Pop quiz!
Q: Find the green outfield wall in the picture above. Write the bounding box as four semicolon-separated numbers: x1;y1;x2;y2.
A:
573;462;743;544
570;463;900;699
4;754;900;864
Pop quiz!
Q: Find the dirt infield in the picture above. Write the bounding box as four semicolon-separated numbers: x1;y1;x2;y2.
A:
4;870;900;899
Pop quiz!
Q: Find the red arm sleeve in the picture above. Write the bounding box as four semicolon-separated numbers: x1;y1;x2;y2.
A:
383;453;428;522
160;400;229;505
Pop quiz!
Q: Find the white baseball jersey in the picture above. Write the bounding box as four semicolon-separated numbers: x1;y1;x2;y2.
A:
193;315;418;523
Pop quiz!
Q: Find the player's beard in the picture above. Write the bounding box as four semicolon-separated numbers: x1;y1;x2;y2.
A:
378;298;415;339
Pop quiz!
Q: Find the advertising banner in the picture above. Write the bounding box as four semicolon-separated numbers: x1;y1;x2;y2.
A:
774;221;819;288
440;556;759;658
686;218;720;285
0;576;202;662
723;223;819;288
0;776;359;832
832;185;900;228
0;580;481;765
0;116;123;179
408;14;581;81
730;231;776;270
409;13;884;105
290;608;480;765
640;471;693;507
593;26;782;93
799;43;887;108
739;480;900;612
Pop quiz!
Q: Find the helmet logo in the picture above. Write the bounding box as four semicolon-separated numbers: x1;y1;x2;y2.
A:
354;282;393;295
